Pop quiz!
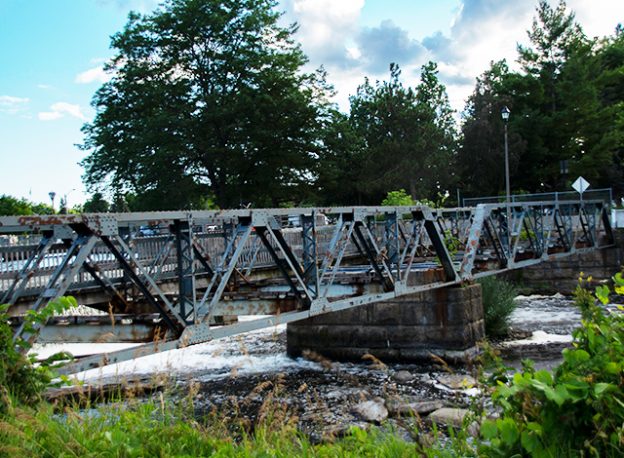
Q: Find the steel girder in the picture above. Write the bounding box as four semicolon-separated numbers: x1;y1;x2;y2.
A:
0;200;613;373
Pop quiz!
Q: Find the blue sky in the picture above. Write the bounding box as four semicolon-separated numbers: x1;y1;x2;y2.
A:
1;0;622;208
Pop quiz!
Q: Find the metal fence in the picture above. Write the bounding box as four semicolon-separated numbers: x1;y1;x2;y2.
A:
463;188;613;207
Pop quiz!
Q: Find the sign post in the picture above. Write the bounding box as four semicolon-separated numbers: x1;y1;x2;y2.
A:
572;176;590;206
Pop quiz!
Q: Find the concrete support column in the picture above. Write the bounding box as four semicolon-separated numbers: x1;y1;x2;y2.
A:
287;284;484;363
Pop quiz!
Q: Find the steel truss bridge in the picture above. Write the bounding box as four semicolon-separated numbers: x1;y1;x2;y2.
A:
0;200;613;374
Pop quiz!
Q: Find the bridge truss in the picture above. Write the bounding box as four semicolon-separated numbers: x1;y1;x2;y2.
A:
0;200;613;374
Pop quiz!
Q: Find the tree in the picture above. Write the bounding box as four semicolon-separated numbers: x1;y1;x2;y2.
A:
83;192;110;213
458;61;526;197
81;0;332;210
460;1;624;198
313;110;366;205
0;195;54;216
514;0;588;191
348;63;456;204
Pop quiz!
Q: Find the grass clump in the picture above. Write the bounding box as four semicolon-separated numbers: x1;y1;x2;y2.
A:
478;276;518;337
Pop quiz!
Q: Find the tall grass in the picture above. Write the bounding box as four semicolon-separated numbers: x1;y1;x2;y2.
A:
0;395;456;457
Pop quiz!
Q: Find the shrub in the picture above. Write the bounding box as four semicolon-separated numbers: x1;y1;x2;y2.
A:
478;273;624;457
0;297;75;411
478;276;518;337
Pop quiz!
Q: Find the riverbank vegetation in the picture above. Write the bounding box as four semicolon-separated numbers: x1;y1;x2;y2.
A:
479;276;519;337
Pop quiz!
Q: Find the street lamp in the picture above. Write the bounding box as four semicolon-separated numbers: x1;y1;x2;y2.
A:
501;105;511;256
62;188;76;214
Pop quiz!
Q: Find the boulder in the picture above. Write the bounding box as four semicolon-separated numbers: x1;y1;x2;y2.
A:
352;398;388;423
427;407;469;428
392;370;414;383
386;398;446;417
437;374;477;390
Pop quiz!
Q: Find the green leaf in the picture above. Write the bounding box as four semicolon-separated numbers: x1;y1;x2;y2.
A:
481;419;498;440
521;430;542;453
595;285;610;305
594;383;615;397
497;418;520;445
534;370;553;385
563;349;590;366
531;380;567;406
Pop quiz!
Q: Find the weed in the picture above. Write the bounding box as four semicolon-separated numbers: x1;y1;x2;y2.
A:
478;276;518;337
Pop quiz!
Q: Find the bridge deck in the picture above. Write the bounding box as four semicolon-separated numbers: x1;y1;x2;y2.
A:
0;201;612;373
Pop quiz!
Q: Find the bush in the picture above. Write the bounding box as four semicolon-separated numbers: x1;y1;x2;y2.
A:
479;273;624;457
0;297;75;411
478;276;518;337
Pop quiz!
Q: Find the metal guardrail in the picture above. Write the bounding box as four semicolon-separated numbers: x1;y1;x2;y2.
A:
463;188;613;207
0;200;613;373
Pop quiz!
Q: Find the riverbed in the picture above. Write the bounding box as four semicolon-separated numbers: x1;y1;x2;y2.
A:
35;293;580;439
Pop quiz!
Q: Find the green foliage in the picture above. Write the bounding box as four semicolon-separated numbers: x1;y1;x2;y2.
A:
348;63;457;204
478;276;518;337
81;0;334;210
381;189;415;207
479;273;624;457
0;297;75;412
459;1;624;197
0;195;54;216
82;192;110;213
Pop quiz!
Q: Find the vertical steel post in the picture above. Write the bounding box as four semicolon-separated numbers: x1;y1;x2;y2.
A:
173;218;196;323
301;213;318;298
384;211;400;280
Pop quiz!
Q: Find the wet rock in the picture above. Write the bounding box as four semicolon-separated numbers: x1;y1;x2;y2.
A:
437;374;476;390
427;407;469;428
393;370;414;383
386;398;445;417
352;398;388;423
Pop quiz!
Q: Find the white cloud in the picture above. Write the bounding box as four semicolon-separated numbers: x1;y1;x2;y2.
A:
38;111;63;121
568;0;624;39
75;66;111;84
38;102;87;121
287;0;624;113
96;0;159;13
0;95;29;114
283;0;364;66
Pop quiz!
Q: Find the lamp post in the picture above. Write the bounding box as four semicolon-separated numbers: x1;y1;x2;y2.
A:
62;188;76;214
501;106;511;256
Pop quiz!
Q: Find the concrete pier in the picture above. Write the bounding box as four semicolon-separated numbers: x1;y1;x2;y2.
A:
287;284;484;363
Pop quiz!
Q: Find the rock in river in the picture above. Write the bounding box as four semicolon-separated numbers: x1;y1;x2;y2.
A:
352;398;388;423
386;398;446;417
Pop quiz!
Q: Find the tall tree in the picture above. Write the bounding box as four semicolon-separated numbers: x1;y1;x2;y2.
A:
81;0;332;210
458;61;526;197
347;63;456;204
515;0;587;191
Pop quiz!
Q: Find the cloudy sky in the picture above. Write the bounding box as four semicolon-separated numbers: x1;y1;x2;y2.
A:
1;0;622;207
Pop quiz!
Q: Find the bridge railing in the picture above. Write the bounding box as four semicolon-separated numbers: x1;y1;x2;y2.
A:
463;188;613;207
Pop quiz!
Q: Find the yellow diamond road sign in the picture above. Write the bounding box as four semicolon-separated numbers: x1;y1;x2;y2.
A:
572;176;590;194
